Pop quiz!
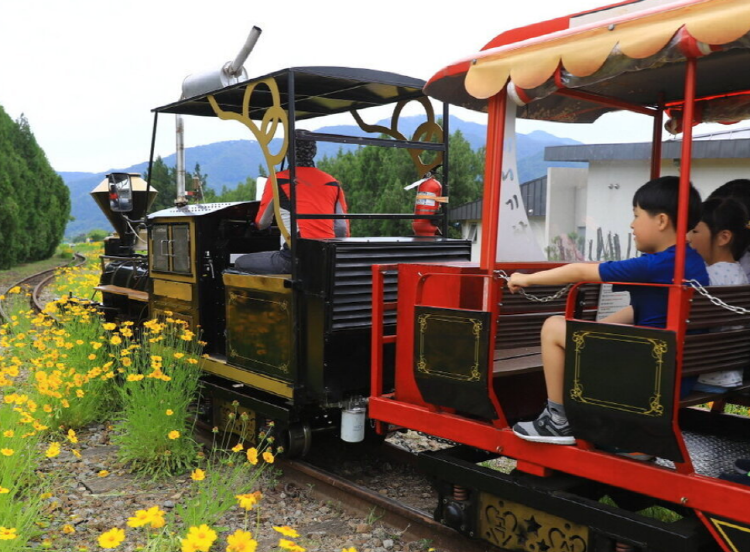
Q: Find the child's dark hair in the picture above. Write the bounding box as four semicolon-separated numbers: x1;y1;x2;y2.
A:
700;197;750;261
707;178;750;213
632;176;702;230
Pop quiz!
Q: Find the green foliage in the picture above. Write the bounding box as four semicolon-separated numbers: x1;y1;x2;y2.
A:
318;129;483;237
176;415;275;529
0;108;70;269
146;160;215;212
110;318;205;478
87;229;109;242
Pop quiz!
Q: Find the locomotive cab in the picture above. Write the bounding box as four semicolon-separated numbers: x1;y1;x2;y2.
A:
101;65;473;455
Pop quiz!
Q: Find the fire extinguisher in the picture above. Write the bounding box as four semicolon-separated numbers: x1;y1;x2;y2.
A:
411;174;443;236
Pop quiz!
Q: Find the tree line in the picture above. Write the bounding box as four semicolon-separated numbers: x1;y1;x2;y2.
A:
146;129;484;237
0;107;70;269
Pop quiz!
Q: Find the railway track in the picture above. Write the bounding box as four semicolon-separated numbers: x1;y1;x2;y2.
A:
0;252;87;321
194;421;492;551
280;445;493;552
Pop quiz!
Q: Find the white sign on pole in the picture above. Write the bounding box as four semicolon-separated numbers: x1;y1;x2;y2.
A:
255;177;267;201
496;101;546;261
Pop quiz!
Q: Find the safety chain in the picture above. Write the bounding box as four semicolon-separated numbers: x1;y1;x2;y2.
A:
494;270;572;303
685;279;750;316
417;431;458;447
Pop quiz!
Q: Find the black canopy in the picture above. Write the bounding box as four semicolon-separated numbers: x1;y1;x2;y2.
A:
154;66;426;120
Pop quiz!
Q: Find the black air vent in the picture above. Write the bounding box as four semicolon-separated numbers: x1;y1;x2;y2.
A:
311;239;472;331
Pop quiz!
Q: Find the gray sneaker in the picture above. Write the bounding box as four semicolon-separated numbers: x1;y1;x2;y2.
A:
513;406;575;445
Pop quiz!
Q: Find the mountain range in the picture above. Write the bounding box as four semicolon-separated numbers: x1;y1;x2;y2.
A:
59;116;582;238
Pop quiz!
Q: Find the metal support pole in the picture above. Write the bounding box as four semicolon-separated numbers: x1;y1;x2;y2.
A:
650;94;665;180
145;112;159;200
441;101;450;237
479;90;508;272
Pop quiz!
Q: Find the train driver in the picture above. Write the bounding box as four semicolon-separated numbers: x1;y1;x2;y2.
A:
235;139;350;274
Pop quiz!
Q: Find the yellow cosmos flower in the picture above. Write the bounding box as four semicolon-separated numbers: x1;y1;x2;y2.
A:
72;449;82;459
127;509;150;528
246;447;258;465
166;409;174;416
191;469;205;481
145;506;166;529
3;430;14;437
236;493;260;511
103;323;117;331
76;389;85;398
126;374;144;382
121;357;132;367
98;527;125;549
184;524;217;551
67;429;78;444
98;470;110;478
0;486;9;494
45;442;61;458
110;335;122;346
227;529;257;552
88;354;96;361
174;352;185;359
168;431;180;440
342;548;358;552
278;539;305;552
62;524;76;534
263;451;275;464
231;443;244;453
0;526;18;540
273;526;300;538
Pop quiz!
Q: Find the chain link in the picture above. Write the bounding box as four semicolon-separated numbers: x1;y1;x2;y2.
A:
494;270;572;303
685;279;750;316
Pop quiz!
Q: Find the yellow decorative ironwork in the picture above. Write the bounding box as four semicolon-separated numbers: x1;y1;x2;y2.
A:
207;78;290;245
352;96;443;178
478;492;589;552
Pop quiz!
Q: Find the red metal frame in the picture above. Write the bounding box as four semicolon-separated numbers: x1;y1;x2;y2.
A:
479;92;507;272
371;10;749;546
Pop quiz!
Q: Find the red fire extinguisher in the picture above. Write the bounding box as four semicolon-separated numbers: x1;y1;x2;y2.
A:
412;175;443;236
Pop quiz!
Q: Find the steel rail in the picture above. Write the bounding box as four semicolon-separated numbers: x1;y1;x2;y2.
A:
0;252;87;322
279;444;489;552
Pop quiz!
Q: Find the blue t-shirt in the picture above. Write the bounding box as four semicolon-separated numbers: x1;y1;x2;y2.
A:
598;245;709;328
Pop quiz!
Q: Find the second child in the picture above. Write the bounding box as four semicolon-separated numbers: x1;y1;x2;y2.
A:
687;196;750;390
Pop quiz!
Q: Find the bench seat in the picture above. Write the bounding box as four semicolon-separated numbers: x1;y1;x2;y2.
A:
493;346;543;377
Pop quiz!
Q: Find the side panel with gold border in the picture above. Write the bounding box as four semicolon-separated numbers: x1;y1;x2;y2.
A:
223;273;295;384
563;320;681;461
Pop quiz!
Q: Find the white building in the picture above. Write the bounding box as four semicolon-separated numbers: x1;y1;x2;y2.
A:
451;130;750;262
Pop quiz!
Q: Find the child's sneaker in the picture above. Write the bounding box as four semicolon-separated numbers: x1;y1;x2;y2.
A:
513;405;575;445
734;458;750;474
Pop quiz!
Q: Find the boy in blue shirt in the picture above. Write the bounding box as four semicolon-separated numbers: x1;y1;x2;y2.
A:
508;176;709;445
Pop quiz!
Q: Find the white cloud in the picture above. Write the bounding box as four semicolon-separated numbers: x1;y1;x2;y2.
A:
0;0;660;172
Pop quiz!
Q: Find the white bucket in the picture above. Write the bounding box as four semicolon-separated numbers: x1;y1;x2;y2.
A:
340;406;366;443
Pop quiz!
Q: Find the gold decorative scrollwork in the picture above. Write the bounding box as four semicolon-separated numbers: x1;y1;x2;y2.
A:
416;313;483;382
478;492;589;551
351;97;443;178
208;78;290;245
569;331;669;416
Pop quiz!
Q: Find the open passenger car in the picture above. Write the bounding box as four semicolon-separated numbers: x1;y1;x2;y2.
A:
369;1;750;550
